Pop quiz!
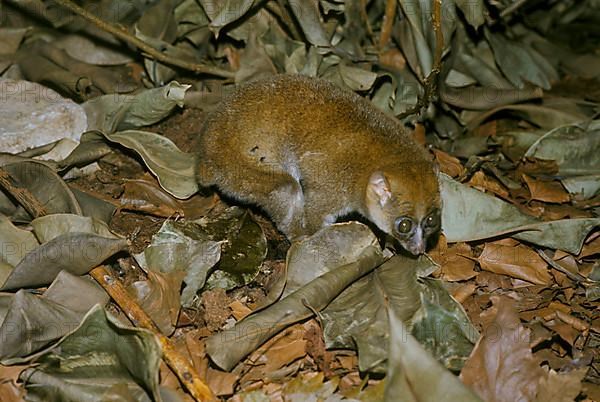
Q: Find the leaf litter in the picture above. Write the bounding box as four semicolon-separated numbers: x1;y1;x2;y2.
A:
0;0;599;400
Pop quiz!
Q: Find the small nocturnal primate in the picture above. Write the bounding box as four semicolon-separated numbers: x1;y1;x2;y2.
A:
196;74;441;255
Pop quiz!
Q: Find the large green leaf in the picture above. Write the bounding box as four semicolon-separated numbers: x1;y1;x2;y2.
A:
0;214;38;267
202;0;256;36
525;120;600;176
485;28;558;90
287;0;330;47
103;130;198;199
0;161;82;221
440;174;600;254
561;175;600;200
284;222;380;298
31;213;119;243
19;306;162;402
135;220;221;306
83;82;190;133
202;207;268;290
321;256;477;373
0;271;108;363
0;232;128;290
384;308;482;402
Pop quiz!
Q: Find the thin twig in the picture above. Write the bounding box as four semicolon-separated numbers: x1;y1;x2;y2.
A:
359;0;375;43
396;0;443;119
499;0;529;19
90;266;216;402
536;249;588;283
0;167;47;218
51;0;235;78
379;0;397;49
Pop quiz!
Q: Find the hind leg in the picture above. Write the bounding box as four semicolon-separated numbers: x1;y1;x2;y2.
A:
199;159;307;240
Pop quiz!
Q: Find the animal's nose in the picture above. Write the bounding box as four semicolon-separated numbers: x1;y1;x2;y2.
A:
408;227;426;255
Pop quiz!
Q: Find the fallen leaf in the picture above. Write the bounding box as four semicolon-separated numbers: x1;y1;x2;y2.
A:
477;242;552;285
120;179;185;217
523;175;570;203
379;48;406;71
460;296;545;402
207;367;239;397
468;171;510;199
229;300;252;321
384;307;482;402
127;270;184;336
535;367;588;402
439;243;478;281
19;306;162;401
434;149;465;178
242;324;308;383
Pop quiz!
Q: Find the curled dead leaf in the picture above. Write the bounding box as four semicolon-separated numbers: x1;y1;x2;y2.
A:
477;242;552;285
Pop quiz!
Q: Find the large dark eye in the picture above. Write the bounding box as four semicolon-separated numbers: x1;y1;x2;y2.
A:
395;217;413;234
423;212;440;230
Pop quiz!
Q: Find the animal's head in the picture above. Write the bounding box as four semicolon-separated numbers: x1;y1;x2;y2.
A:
365;162;441;255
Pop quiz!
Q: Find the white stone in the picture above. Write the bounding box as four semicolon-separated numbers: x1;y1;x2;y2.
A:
0;79;87;154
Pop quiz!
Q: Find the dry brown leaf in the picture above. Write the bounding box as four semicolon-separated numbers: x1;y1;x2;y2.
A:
303;319;333;376
0;364;27;402
578;234;600;259
541;204;593;220
552;253;580;276
535;349;570;371
428;232;448;265
460;296;545;402
159;360;181;391
378;48;406;71
582;382;600;401
257;339;306;373
128;270;185;336
262;381;282;394
336;354;358;371
439;242;478;281
523;175;570;203
544;319;580;346
518;158;560;177
0;383;26;402
229;300;252;321
473;120;497;137
452;283;477;304
478;242;553;285
181;330;210;377
223;46;240;70
519;300;571;322
468;171;510;198
535;367;588;402
556;311;590;332
433;149;465;177
207;368;239;396
339;372;362;393
181;193;220;220
529;322;553;348
497;238;521;247
120;179;185;217
476;271;513;291
242;325;307;383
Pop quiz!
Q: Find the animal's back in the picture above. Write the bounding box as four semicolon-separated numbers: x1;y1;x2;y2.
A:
196;74;429;187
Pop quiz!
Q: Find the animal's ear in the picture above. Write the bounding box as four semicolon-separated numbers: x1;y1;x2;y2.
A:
368;171;392;207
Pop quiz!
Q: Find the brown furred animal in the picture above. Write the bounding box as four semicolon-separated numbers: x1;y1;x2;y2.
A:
196;75;440;255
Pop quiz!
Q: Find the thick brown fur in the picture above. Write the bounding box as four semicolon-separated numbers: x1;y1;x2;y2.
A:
196;74;440;252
